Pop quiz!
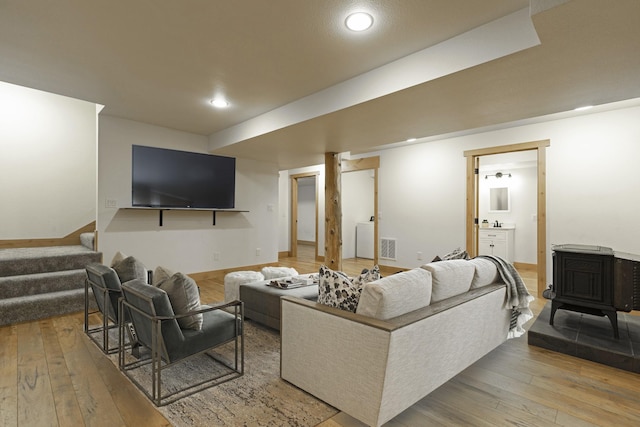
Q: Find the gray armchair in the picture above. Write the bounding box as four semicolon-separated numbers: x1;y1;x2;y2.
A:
84;263;127;353
118;278;244;406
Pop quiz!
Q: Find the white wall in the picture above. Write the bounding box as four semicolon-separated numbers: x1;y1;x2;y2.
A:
0;81;97;239
98;115;279;274
279;102;640;283
369;104;640;280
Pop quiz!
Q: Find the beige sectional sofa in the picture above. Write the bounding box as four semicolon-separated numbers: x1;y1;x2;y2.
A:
280;258;520;427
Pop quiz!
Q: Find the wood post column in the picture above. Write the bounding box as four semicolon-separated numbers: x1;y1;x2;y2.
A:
324;152;342;271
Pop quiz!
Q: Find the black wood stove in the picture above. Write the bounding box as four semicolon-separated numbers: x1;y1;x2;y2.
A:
550;244;640;338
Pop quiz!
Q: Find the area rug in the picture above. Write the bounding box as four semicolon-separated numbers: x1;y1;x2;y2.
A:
101;321;338;426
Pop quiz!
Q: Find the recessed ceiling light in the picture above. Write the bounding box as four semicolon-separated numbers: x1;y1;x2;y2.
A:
406;137;417;142
345;12;373;32
210;98;229;108
574;105;593;111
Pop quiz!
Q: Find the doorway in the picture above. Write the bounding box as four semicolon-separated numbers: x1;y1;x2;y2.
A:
478;151;538;267
342;156;380;266
342;169;375;261
290;172;319;260
464;140;550;297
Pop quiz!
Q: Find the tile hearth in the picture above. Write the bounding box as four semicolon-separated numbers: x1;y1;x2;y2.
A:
528;301;640;373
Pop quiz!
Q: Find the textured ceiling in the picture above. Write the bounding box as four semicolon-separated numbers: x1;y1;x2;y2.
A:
1;0;639;169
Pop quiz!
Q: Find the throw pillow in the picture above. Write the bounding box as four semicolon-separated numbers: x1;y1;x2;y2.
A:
112;255;147;283
352;265;381;288
110;251;127;267
156;272;203;330
317;265;378;312
152;265;175;286
442;247;470;260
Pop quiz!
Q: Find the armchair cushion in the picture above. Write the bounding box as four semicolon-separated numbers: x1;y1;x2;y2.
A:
156;272;203;330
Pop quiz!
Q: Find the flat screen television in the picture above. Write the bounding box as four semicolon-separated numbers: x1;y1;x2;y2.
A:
132;145;235;209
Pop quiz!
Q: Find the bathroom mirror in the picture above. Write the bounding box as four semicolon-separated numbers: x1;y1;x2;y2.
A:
489;187;510;212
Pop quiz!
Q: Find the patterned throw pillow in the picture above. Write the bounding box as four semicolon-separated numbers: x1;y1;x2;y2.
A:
442;247;470;260
318;265;381;312
353;265;381;287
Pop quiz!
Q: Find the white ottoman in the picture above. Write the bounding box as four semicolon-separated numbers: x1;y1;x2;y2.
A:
224;271;265;302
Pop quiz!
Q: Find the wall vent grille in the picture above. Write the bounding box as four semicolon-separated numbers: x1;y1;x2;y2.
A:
380;238;397;260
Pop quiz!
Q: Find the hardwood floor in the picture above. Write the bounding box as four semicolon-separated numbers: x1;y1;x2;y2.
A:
1;254;639;426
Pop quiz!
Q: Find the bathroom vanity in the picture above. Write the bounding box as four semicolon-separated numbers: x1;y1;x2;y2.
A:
478;226;515;262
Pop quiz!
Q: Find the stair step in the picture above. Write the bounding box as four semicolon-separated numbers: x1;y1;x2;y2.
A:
0;288;90;326
0;269;88;299
0;246;102;277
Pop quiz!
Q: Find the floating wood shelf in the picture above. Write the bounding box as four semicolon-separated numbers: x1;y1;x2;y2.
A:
122;207;248;226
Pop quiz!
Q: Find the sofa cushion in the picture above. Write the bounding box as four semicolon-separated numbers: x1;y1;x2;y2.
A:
317;265;379;312
112;255;147;284
356;268;432;320
421;259;475;303
261;266;299;280
468;257;500;289
157;272;203;330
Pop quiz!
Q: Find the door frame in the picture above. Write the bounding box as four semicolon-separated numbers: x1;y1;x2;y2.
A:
464;140;550;297
290;172;319;259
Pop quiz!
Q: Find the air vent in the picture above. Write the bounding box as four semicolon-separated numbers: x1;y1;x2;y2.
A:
380;238;397;260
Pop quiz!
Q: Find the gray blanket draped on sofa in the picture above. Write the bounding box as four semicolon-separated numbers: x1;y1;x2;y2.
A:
478;255;534;338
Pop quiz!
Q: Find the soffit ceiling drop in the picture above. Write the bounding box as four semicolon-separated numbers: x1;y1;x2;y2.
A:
1;1;639;170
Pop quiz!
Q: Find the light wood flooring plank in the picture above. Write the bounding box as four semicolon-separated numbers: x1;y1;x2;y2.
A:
75;315;172;427
425;379;554;427
458;364;636;426
0;325;18;427
411;397;495;426
449;372;558;422
53;314;126;427
554;410;602;427
16;321;57;427
577;362;640;395
39;318;85;427
530;372;640;423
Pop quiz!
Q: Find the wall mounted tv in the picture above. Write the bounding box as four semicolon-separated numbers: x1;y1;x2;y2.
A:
132;145;236;209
